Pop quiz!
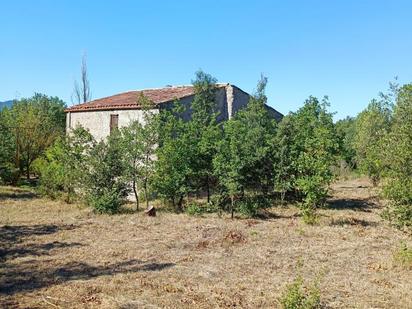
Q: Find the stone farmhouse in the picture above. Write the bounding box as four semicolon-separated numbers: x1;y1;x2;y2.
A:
65;84;283;139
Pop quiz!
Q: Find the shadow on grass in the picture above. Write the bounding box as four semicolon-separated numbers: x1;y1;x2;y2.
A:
0;222;175;296
0;190;37;200
0;224;78;244
327;198;377;212
0;224;81;262
329;217;378;227
0;241;84;261
0;259;175;295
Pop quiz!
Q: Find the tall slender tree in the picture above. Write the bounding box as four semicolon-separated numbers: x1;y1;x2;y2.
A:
72;53;92;104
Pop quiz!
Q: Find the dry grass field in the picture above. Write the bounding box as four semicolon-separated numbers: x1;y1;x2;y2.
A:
1;178;411;308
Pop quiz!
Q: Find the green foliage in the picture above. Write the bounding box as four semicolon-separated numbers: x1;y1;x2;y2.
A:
236;195;272;217
34;127;94;202
301;209;320;225
83;132;129;213
0;163;20;185
188;70;221;201
185;202;204;216
282;96;338;219
380;84;412;230
86;187;124;214
279;275;321;309
33;139;65;199
335;116;356;169
152;101;195;211
353;99;391;185
214;76;276;217
121;94;158;210
273;117;295;203
0;108;18;184
0;93;66;181
393;242;412;270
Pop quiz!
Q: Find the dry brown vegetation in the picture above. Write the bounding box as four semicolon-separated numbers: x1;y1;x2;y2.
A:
1;178;411;308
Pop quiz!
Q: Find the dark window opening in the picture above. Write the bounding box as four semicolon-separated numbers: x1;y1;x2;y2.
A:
110;114;119;134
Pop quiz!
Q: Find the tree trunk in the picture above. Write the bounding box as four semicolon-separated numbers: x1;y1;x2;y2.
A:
144;181;149;209
206;175;210;204
133;180;139;211
26;162;30;180
177;195;184;212
230;195;234;219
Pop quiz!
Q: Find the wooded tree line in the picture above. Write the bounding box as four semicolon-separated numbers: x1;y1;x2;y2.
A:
0;72;410;229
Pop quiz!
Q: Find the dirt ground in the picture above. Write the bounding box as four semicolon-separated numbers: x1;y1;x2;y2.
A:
0;178;411;308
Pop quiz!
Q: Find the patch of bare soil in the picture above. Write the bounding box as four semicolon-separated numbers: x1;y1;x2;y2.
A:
0;178;411;308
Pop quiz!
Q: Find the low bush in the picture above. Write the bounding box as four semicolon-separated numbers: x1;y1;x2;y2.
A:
186;201;220;216
279;275;321;309
236;195;272;217
382;204;412;232
87;187;124;214
33;154;64;200
393;242;412;270
186;202;204;216
301;208;320;225
0;163;20;185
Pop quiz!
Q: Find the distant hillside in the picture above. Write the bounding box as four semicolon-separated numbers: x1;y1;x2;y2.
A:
0;100;13;110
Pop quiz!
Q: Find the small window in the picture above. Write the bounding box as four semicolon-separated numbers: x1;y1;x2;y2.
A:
110;114;119;134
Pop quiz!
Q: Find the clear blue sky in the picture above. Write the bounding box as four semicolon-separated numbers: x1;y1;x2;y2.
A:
1;0;411;119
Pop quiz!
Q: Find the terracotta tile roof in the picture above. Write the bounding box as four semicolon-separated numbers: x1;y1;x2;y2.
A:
65;85;202;112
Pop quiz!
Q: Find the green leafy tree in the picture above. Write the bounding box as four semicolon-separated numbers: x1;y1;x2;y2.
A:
121;94;158;210
382;84;412;230
335;116;356;169
152;101;195;211
286;96;338;222
214;76;276;217
273;116;295;204
188;70;221;202
34;126;95;202
2;94;66;180
353;99;391;185
214;116;246;218
0;107;19;184
238;76;278;194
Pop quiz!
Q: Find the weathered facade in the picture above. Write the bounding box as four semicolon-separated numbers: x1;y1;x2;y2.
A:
65;84;282;139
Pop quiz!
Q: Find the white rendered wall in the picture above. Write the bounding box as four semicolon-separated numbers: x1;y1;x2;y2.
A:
67;109;159;140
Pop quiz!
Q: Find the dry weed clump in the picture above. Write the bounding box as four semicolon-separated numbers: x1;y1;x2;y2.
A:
223;229;247;245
